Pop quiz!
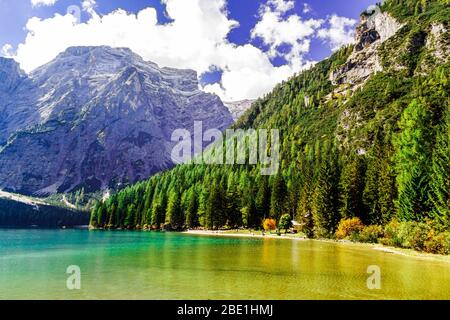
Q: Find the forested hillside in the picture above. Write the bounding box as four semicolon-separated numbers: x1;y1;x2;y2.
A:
0;197;89;228
91;0;449;254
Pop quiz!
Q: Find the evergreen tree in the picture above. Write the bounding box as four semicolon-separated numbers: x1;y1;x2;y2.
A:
428;111;450;227
395;99;432;221
255;176;270;219
312;150;340;238
270;173;287;221
206;181;227;229
339;155;366;221
124;204;135;228
296;159;314;237
363;134;397;225
185;188;199;228
166;190;184;230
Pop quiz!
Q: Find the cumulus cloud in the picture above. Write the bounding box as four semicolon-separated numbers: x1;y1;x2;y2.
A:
317;15;357;51
11;0;357;101
251;4;322;62
266;0;295;14
31;0;58;7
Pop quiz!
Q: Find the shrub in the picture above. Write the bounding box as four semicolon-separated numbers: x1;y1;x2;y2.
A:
380;220;402;246
408;222;431;251
424;231;450;255
336;218;364;240
381;220;450;254
263;218;277;232
359;225;384;243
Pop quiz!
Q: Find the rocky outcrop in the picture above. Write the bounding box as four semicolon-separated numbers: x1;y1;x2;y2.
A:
426;23;449;64
0;46;233;195
330;10;403;92
224;100;255;121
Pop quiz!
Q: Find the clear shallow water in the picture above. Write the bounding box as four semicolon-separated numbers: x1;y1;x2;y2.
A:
0;229;449;300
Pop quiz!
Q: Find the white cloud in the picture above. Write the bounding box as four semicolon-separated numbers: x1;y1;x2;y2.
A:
31;0;58;7
266;0;295;14
251;0;322;69
303;3;312;14
317;15;357;51
1;44;14;57
11;0;356;101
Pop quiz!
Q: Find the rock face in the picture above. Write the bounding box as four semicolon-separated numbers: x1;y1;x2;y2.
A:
223;100;255;121
330;10;403;91
426;23;449;63
0;46;233;195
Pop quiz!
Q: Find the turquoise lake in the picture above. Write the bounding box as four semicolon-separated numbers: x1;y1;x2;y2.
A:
0;229;449;300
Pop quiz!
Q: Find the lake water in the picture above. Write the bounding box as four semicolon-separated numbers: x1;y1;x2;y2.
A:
0;229;449;300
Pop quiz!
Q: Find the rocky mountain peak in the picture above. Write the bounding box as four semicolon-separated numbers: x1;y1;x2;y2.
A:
330;9;403;92
0;58;26;93
0;46;233;195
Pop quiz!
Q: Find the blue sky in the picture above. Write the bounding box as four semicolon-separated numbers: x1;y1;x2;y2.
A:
0;0;376;100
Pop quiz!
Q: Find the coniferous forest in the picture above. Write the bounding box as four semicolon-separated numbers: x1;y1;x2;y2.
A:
91;0;449;254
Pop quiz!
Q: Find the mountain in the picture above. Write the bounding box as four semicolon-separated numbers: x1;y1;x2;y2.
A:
223;100;255;121
92;0;449;253
0;46;233;195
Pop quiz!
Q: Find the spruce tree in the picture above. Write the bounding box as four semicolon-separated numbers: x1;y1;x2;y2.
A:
185;188;199;228
428;111;450;227
166;190;184;230
270;173;287;221
394;99;432;221
339;155;366;222
256;176;270;219
312;150;340;238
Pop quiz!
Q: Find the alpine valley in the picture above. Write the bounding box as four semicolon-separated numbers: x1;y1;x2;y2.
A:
91;0;449;255
0;0;449;255
0;0;450;301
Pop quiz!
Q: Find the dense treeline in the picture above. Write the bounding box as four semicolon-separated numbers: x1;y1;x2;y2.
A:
0;198;89;228
92;0;449;251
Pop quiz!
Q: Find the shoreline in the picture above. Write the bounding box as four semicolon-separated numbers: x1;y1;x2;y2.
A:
183;229;450;262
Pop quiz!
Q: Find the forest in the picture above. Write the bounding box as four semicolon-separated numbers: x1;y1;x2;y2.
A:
91;0;449;254
0;198;89;228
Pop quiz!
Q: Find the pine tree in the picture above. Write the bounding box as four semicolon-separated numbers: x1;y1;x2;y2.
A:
150;194;165;229
270;173;287;221
206;181;227;229
312;150;340;238
226;185;242;228
185;188;199;229
166;190;184;230
339;155;366;222
90;202;99;227
256;176;270;219
395;99;432;221
296;159;314;237
363;134;397;225
428;111;450;227
124;204;136;228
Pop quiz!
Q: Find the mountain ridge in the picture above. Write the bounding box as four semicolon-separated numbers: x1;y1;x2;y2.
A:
0;46;233;195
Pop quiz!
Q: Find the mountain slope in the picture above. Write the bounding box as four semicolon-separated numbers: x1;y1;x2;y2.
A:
0;46;233;195
93;0;448;252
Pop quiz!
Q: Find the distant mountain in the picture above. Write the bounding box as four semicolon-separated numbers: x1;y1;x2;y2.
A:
0;46;233;195
223;100;255;121
0;190;89;228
